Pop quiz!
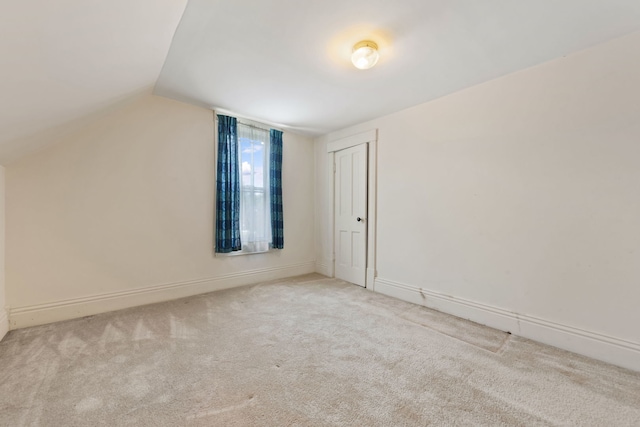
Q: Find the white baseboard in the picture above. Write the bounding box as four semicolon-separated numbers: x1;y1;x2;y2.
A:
9;261;316;330
0;308;8;341
375;277;640;372
316;262;329;276
315;260;331;277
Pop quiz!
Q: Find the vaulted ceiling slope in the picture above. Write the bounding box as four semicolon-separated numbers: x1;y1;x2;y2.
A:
2;1;640;164
155;0;640;136
0;0;187;163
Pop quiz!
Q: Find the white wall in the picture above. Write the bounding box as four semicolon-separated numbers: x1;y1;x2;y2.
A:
6;94;316;328
0;166;6;340
316;32;640;370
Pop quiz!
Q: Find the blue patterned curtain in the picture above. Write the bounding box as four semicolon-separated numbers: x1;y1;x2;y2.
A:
269;129;284;249
215;115;242;253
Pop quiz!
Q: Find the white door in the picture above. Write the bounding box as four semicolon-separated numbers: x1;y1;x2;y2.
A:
334;144;368;287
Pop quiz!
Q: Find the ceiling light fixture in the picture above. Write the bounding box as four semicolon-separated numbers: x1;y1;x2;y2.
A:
351;40;379;70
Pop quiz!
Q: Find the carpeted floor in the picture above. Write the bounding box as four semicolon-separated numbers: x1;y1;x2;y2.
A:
1;274;639;426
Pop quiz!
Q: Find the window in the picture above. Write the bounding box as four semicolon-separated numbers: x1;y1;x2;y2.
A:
238;124;271;253
215;114;284;254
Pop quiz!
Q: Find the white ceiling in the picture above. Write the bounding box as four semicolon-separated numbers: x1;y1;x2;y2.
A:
2;1;640;163
155;0;640;135
0;0;187;163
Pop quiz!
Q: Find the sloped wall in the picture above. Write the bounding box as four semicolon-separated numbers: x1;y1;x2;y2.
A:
6;94;315;328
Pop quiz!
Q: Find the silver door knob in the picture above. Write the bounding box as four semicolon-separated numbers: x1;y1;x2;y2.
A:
357;217;365;222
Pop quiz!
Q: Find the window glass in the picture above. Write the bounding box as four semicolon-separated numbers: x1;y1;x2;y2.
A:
238;124;271;253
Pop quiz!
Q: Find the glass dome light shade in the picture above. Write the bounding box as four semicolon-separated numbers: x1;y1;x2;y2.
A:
351;41;379;70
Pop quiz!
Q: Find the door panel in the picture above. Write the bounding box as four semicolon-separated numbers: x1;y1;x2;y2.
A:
334;144;368;287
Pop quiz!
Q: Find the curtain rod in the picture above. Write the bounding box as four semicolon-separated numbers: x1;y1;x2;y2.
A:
237;121;271;132
213;109;284;133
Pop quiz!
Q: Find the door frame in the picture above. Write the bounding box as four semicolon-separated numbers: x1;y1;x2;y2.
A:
326;129;378;290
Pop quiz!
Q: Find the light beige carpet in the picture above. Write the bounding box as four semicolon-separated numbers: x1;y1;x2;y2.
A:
1;274;639;426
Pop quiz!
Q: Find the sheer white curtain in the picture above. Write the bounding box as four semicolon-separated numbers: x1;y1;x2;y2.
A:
237;123;271;253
